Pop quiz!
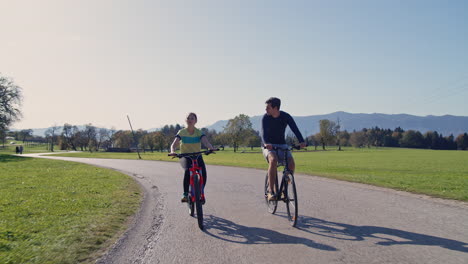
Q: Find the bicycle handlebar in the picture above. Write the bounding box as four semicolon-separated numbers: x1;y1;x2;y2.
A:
168;148;220;158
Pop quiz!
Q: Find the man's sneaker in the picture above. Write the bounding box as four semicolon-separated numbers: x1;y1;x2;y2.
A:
267;192;276;201
181;193;188;203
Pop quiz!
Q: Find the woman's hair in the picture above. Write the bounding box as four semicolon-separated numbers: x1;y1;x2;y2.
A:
186;112;198;121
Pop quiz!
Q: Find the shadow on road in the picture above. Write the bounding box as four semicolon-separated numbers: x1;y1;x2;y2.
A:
203;215;337;251
295;215;468;253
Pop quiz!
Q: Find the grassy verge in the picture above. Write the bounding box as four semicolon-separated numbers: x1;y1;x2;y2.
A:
52;147;468;201
0;155;141;264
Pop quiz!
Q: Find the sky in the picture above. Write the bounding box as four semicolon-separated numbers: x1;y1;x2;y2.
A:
1;0;467;131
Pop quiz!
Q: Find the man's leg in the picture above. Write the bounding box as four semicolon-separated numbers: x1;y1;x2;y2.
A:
267;152;278;194
288;156;295;173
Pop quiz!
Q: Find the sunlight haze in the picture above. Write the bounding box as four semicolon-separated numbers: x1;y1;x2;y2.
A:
1;0;467;130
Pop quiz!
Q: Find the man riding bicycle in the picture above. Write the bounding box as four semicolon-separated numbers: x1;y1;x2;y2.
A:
262;97;306;201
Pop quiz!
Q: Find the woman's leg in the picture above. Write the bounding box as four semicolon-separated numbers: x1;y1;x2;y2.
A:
198;156;207;186
183;157;191;193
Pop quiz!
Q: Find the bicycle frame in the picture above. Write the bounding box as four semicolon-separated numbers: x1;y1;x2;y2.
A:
187;155;205;203
271;147;294;199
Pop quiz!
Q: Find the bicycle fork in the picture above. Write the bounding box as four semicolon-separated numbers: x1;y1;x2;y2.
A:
189;169;205;202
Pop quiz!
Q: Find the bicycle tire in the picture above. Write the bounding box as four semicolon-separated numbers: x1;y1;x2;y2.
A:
285;172;298;227
188;197;194;217
264;173;278;214
194;174;204;230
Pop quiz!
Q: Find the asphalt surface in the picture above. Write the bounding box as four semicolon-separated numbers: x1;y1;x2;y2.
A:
24;153;468;264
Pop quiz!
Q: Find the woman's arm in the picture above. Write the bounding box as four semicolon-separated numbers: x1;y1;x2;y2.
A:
201;136;215;150
170;137;180;153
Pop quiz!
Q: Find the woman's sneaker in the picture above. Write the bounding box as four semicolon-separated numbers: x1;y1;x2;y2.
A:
181;192;188;203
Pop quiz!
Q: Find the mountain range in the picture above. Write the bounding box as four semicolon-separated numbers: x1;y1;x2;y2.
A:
205;111;468;137
15;112;468;137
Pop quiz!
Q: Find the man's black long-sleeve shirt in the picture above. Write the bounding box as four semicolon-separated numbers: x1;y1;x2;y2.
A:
261;111;304;145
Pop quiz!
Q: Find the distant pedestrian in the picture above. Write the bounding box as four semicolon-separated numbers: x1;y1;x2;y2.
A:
19;145;23;154
15;146;19;154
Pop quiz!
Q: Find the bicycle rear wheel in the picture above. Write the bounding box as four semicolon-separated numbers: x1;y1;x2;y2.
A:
264;173;278;214
285;173;298;227
188;196;194;217
194;174;204;230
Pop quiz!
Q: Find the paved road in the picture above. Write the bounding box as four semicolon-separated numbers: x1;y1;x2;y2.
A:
25;154;468;263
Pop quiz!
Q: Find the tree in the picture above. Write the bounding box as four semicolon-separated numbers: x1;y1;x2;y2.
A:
350;131;367;148
245;129;261;150
19;129;33;143
83;124;97;152
61;123;79;150
319;119;338;150
399;130;425;148
96;128;110;151
0;74;23;132
213;133;229;150
223;114;252;152
152;131;167;152
113;130;133;148
455;133;468;150
339;130;351;147
45;126;60;151
307;134;320;150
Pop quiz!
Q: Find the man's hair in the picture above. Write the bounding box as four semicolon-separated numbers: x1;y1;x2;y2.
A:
265;97;281;109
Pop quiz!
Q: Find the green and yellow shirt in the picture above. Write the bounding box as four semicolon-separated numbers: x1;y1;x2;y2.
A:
176;128;205;153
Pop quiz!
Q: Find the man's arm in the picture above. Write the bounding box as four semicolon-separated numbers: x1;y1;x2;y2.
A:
286;114;305;145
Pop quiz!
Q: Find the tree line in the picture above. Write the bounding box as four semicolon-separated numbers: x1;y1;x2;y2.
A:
303;119;468;151
1;114;261;152
4;116;468;152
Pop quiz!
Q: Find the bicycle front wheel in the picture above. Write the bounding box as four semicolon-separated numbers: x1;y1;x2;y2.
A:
193;174;204;230
264;173;278;214
285;173;298;227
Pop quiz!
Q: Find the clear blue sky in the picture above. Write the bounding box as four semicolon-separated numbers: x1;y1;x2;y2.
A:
2;0;467;130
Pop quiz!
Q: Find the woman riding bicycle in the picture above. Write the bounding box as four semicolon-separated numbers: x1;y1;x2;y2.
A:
169;112;216;203
262;97;306;201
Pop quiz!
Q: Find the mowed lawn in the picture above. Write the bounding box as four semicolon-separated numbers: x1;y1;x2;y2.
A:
0;155;141;264
54;147;468;201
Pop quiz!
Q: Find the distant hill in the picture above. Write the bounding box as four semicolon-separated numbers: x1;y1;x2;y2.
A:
12;112;468;137
205;111;468;137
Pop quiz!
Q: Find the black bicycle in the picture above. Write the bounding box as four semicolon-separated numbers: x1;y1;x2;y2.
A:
169;149;218;230
264;145;300;227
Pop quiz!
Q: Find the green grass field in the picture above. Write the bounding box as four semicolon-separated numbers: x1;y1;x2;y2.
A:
0;155;141;264
53;147;468;201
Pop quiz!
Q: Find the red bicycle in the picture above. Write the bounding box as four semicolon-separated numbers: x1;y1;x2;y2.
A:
169;149;218;230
